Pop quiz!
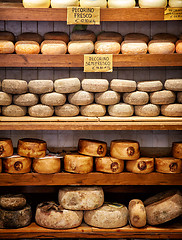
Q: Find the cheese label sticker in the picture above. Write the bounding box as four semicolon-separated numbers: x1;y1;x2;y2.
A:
105;202;124;208
67;7;100;25
164;8;182;20
84;54;113;72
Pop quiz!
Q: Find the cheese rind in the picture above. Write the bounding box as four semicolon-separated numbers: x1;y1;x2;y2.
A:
137;80;163;92
81;104;106;117
0;31;15;42
0;40;14;54
55;104;79;117
68;91;94;105
17;32;43;44
95;91;121;105
95;157;124;173
0;138;13;158
78;139;107;157
150;90;176;105
41;40;67;55
40;92;66;106
110;79;136;93
135;104;160;117
0;194;26;211
95;40;120;54
2;79;28;94
23;0;51;8
148;40;175;54
123;91;149;105
44;32;69;44
0;92;12;106
54;78;80;94
68;41;94;55
152;33;178;43
165;79;182;91
28;80;53;94
155;157;182;174
28;104;54;117
13;93;39;106
82;79;109;92
161;104;182;117
121;40;147;54
126;157;154;173
70;30;96;42
108;103;134;117
97;32;123;43
172;142;182;159
128;199;146;228
15;41;40;54
124;33;149;43
2;105;27;117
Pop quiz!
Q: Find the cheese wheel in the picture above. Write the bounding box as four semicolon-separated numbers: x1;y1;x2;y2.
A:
123;91;149;105
150;90;176;105
81;79;109;92
2;79;28;95
128;199;146;228
0;31;15;42
84;203;128;228
3;155;32;174
95;40;120;54
126;157;154;173
177;92;182;103
108;103;134;117
41;40;67;55
68;90;94;105
13;93;39;106
176;40;182;54
152;33;178;43
0;92;12;105
139;0;167;8
55;104;79;117
110;140;140;160
44;32;69;44
172;142;182;159
144;189;182;225
155;157;182;174
15;41;40;54
2;105;27;117
0;40;14;54
35;202;83;229
121;40;148;54
0;159;2;173
54;78;80;94
40;92;66;106
80;104;106;117
68;40;94;55
97;32;123;43
169;0;182;7
148;40;175;54
58;186;104;210
17;32;43;44
108;0;135;8
135;104;160;117
110;79;136;93
0;194;26;211
64;153;93;173
23;0;51;8
80;0;107;7
28;104;54;117
51;0;79;7
0;138;13;158
165;79;182;91
161;104;182;117
95;156;124;173
78;139;107;157
124;33;150;43
70;30;96;42
137;80;163;92
28;80;53;94
17;138;47;158
95;91;120;105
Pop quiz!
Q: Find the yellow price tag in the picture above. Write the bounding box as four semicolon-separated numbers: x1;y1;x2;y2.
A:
164;8;182;20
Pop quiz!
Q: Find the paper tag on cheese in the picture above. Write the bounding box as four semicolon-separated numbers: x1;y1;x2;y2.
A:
84;54;113;72
67;7;100;25
164;8;182;20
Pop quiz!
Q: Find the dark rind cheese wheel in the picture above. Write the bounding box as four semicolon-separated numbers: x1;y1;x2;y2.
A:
97;31;123;43
155;157;182;174
172;142;182;159
44;31;69;44
126;157;154;174
152;33;178;43
78;139;107;157
70;30;96;42
95;156;124;173
0;31;15;42
0;138;13;158
17;32;43;44
124;33;149;43
128;199;146;228
0;194;26;211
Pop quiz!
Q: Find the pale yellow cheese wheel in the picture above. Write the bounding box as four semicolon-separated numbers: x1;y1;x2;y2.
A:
51;0;79;7
139;0;167;8
40;92;66;106
148;40;175;54
124;33;150;43
95;40;120;54
123;91;149;105
17;32;43;44
150;90;176;105
0;31;15;42
121;40;147;54
137;80;163;92
108;103;134;117
135;104;160;117
44;32;69;44
97;32;123;43
176;40;182;54
95;91;121;105
68;91;94;105
2;79;28;95
23;0;51;8
95;156;124;173
155;157;182;174
0;138;13;158
80;104;106;117
172;142;182;159
0;92;12;106
165;79;182;91
152;33;178;43
82;79;109;92
68;41;94;55
108;0;136;8
78;139;107;157
0;40;14;54
28;80;53;94
80;0;107;7
55;104;79;117
177;92;182;103
41;40;67;55
2;105;27;117
128;199;146;228
15;41;40;54
54;78;80;94
28;104;54;117
110;79;136;93
126;157;154;173
161;104;182;117
70;30;96;42
13;93;39;106
169;0;182;7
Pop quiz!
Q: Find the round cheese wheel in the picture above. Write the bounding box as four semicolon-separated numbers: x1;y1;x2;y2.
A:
123;91;149;105
68;40;94;55
84;203;128;228
17;32;43;44
165;79;182;91
35;202;83;229
176;40;182;54
2;105;27;117
124;33;150;43
0;31;15;42
78;139;107;157
121;40;147;54
51;0;79;7
169;0;182;7
0;40;14;53
40;92;66;106
41;40;67;55
128;199;146;228
172;142;182;159
144;189;182;225
95;40;120;54
80;104;106;117
110;140;140;160
28;104;54;117
2;79;28;94
95;156;124;173
155;157;182;174
58;186;104;210
13;93;39;106
81;79;109;92
148;40;175;54
68;90;94;105
23;0;51;8
0;194;26;211
139;0;167;8
28;80;53;94
0;159;2;173
97;32;123;43
161;104;182;117
17;138;47;158
64;153;93;173
126;157;154;173
0;138;13;158
108;0;135;8
70;30;96;42
55;104;79;117
80;0;107;7
15;41;40;54
135;104;160;117
152;33;178;43
44;32;69;44
150;90;176;105
177;92;182;103
110;79;136;93
95;91;121;105
54;78;80;94
108;103;134;117
0;92;12;106
137;80;163;92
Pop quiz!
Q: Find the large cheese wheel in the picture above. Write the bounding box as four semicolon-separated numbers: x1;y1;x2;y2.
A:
70;30;96;42
55;104;79;117
172;142;182;159
165;79;182;91
64;153;93;173
2;79;28;94
126;157;154;173
13;93;39;106
41;40;67;55
169;0;182;7
135;104;160;117
0;194;26;211
0;138;13;158
17;32;43;44
40;92;66;106
155;157;182;174
44;32;69;44
84;203;128;228
108;103;134;117
148;40;175;54
110;79;136;93
35;202;83;229
0;92;12;106
81;79;109;92
58;186;104;210
80;0;107;7
161;104;182;117
2;105;27;117
23;0;51;8
124;33;149;43
110;140;140;160
68;91;94;105
137;80;163;92
17;138;47;158
54;78;80;94
139;0;167;8
80;104;106;117
0;31;15;42
144;189;182;225
28;104;54;117
95;156;124;173
123;91;149;105
28;80;53;94
177;92;182;103
176;40;182;54
15;41;40;54
95;91;120;105
152;33;178;43
150;90;176;105
0;40;14;54
121;40;148;54
78;139;107;157
51;0;79;7
95;40;120;54
97;32;123;43
68;41;94;55
108;0;135;8
128;199;146;228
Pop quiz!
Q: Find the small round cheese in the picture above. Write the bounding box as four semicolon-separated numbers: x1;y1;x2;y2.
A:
23;0;51;8
2;79;28;94
17;32;43;44
0;92;12;106
172;142;182;159
0;194;26;211
78;139;107;157
137;80;163;92
95;40;120;54
55;104;79;117
110;79;136;93
54;78;80;94
68;40;94;55
0;138;13;158
80;104;106;117
2;105;27;117
0;40;14;54
81;79;109;92
148;40;175;54
44;32;69;44
176;40;182;54
108;0;136;8
155;157;182;174
0;31;15;42
40;92;66;106
165;79;182;91
139;0;167;8
108;103;134;117
97;32;123;43
13;93;39;106
121;40;147;55
41;40;67;55
169;0;182;7
126;157;154;173
124;33;150;43
161;104;182;117
28;80;53;94
150;90;176;105
70;30;96;42
95;91;120;105
123;91;149;105
15;41;40;54
135;104;160;117
128;199;146;228
80;0;107;7
95;156;124;173
177;92;182;103
28;104;54;117
51;0;79;7
68;91;94;105
152;33;178;43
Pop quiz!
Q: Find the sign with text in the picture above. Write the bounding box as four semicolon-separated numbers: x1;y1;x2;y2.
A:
164;8;182;20
84;54;113;72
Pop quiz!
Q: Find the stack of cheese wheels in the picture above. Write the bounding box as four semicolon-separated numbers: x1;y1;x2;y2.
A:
23;0;51;8
0;138;13;158
128;199;146;228
78;139;107;157
108;0;136;8
169;0;182;7
172;142;182;159
139;0;167;8
155;157;182;174
95;156;124;173
0;194;32;229
51;0;79;8
126;157;154;174
80;0;107;7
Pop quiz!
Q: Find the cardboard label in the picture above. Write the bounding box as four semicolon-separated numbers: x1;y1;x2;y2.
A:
67;7;100;25
164;8;182;20
84;54;113;72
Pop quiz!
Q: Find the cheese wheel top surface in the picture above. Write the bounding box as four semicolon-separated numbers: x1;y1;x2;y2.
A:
0;31;15;42
70;30;96;42
44;32;69;44
97;32;123;43
124;33;149;43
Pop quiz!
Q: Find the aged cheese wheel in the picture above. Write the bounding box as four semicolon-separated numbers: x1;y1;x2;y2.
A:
0;194;26;211
124;33;150;43
150;90;176;105
64;153;93;173
35;201;83;229
95;156;124;173
44;32;69;44
17;138;47;158
148;40;175;54
80;104;106;117
123;91;149;105
108;0;135;8
70;30;96;42
110;140;140;160
155;157;182;174
0;31;15;42
2;105;27;117
152;33;178;43
84;203;128;228
165;79;182;91
135;104;160;117
169;0;182;7
176;40;182;54
58;186;104;210
95;40;120;54
13;93;39;106
40;92;66;106
0;40;14;54
81;79;109;92
0;204;32;229
54;78;80;94
0;92;12;106
108;103;134;117
23;0;51;8
28;104;54;117
172;142;182;159
15;41;40;54
139;0;167;8
177;92;182;103
144;189;182;225
68;40;94;55
68;91;94;105
2;79;28;94
78;139;107;157
28;80;53;94
55;104;79;117
121;40;148;54
95;91;120;105
97;32;123;43
161;104;182;117
110;79;136;93
0;159;2;173
137;80;163;92
126;157;154;173
128;199;146;228
0;138;13;158
41;40;67;55
80;0;107;7
51;0;79;7
17;32;43;44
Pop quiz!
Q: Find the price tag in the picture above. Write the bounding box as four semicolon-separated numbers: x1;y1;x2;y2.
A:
84;54;113;72
67;7;100;25
164;8;182;20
